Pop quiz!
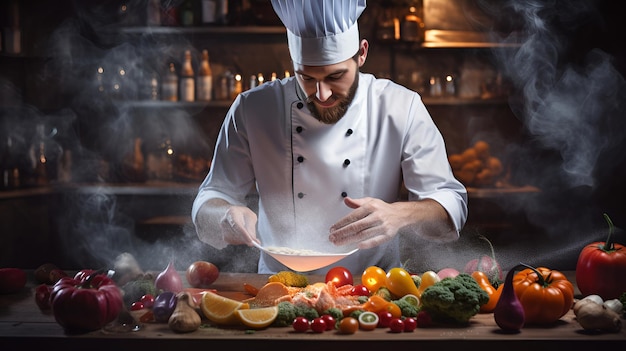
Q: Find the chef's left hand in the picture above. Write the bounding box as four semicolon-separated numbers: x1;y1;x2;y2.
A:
329;197;413;249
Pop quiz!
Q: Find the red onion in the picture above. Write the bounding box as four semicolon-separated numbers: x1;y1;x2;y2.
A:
155;261;183;293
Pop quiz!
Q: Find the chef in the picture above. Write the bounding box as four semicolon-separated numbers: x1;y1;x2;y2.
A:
192;0;468;274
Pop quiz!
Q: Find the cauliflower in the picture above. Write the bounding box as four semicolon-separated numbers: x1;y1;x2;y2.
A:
418;273;489;324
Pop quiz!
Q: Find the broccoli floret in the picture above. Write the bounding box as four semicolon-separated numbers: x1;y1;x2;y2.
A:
322;307;343;320
418;273;489;325
412;274;421;288
357;295;369;304
267;271;309;287
121;277;157;308
295;303;320;320
392;299;418;317
374;286;394;300
272;301;298;327
349;309;364;319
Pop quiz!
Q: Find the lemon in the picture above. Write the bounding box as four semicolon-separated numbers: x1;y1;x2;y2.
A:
235;306;279;329
201;290;249;325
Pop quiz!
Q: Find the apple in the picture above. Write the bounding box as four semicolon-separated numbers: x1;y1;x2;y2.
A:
186;261;220;288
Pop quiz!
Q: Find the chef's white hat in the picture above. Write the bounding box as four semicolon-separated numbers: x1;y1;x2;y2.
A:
271;0;367;66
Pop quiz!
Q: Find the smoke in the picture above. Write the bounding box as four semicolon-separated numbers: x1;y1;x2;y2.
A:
487;0;625;189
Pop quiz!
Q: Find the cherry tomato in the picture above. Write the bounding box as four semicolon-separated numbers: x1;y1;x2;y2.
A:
130;301;145;311
140;294;155;309
349;284;370;296
361;266;387;292
292;316;309;332
377;311;394;328
325;266;353;287
388;318;405;333
310;317;327;333
403;317;417;332
321;314;336;330
338;317;359;334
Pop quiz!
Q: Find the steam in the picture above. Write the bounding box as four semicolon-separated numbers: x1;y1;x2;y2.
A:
488;0;626;189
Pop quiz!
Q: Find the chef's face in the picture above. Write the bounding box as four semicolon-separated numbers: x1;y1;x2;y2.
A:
294;40;368;124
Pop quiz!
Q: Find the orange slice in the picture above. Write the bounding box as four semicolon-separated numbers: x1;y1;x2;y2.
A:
201;290;249;325
235;306;279;329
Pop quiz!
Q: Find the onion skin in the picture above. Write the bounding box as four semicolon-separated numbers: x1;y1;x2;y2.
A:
155;261;183;294
494;265;525;332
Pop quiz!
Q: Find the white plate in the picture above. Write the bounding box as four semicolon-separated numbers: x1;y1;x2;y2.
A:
253;242;358;272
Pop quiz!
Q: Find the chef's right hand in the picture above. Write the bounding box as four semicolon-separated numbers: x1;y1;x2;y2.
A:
219;205;259;247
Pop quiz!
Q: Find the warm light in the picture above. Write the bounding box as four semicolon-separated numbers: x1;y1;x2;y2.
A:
284;70;291;78
257;73;264;84
446;75;453;82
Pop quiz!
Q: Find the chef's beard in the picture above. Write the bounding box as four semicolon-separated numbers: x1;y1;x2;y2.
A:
307;72;359;124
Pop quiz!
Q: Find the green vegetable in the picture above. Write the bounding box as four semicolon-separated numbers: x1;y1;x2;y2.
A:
349;309;364;319
418;273;489;325
392;299;418;317
322;307;343;320
357;295;369;304
374;286;394;300
272;301;320;327
121;277;157;308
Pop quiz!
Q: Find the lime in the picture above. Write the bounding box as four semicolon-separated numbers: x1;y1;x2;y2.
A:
358;311;379;331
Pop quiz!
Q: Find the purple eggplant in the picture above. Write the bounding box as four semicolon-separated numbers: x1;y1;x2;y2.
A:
152;291;177;323
494;264;525;332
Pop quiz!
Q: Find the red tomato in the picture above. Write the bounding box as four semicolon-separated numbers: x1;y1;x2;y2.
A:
349;284;370;296
186;261;220;288
310;317;327;333
292;316;309;332
320;314;336;330
34;284;53;310
325;266;353;287
50;273;123;332
576;220;626;300
130;301;145;311
403;317;417;332
388;318;405;333
338;317;359;334
377;311;394;328
140;294;155;309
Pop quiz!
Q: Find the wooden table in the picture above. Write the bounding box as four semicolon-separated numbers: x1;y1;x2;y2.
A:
1;272;624;351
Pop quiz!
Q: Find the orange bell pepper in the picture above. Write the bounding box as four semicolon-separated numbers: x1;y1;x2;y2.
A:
471;271;503;313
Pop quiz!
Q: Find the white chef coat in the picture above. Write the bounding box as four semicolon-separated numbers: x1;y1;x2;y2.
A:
192;73;468;274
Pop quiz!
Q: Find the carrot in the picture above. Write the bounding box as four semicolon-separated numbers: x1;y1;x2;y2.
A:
243;283;259;296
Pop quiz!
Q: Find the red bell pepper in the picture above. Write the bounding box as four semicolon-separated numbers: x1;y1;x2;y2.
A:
50;271;123;332
576;214;626;300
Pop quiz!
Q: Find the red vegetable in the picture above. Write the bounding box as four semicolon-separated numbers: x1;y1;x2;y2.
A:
576;214;626;300
463;235;503;283
35;284;53;310
325;266;353;287
155;261;183;293
186;261;219;288
50;271;123;332
0;267;27;294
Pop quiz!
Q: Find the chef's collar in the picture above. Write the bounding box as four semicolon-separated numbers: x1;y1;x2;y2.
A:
271;0;367;66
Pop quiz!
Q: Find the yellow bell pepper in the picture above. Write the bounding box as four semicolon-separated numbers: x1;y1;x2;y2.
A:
385;267;420;298
416;270;441;298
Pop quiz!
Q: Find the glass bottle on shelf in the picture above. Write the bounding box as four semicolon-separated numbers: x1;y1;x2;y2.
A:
146;135;175;181
400;0;425;43
26;124;63;186
162;62;178;101
201;0;218;25
179;50;195;102
196;49;213;101
1;134;20;190
179;0;195;27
